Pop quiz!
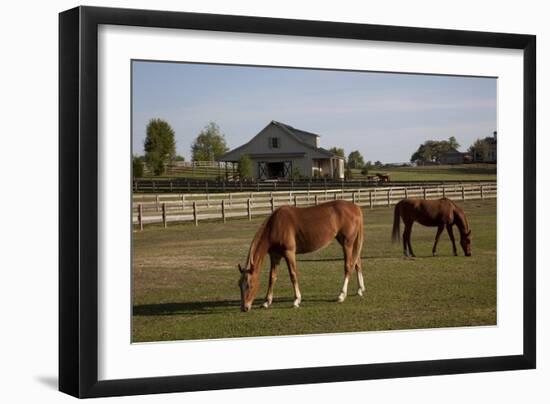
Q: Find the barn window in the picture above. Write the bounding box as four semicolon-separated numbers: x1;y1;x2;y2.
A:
269;137;280;148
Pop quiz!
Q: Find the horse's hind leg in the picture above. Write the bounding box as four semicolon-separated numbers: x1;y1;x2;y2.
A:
262;253;281;308
355;261;365;297
404;222;415;257
284;250;302;308
337;241;354;303
432;224;445;256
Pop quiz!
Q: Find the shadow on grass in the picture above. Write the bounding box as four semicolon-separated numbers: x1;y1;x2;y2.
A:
297;254;410;262
133;296;339;317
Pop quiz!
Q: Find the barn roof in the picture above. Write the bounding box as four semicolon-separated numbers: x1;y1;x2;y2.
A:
219;120;343;161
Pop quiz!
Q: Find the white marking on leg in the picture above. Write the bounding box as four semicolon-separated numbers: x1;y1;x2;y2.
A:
357;271;365;297
293;287;301;308
337;276;349;303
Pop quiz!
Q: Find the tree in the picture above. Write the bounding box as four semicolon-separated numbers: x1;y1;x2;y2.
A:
238;154;252;180
173;155;185;162
448;136;460;150
374;160;383;167
132;155;144;178
361;160;373;176
328;147;345;160
191;122;229;161
347;150;365;169
468;138;489;161
410;137;460;164
144;119;176;176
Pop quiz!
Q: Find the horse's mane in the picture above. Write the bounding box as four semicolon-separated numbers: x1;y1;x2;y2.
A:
245;217;271;270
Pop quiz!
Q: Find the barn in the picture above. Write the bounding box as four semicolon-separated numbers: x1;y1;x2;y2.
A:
218;121;345;180
440;148;466;164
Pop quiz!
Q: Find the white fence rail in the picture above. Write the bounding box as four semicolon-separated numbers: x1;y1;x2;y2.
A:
132;183;496;229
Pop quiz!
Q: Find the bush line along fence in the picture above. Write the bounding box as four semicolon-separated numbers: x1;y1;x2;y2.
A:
133;182;496;230
133;178;495;194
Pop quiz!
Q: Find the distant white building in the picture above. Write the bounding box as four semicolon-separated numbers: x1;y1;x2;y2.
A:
219;121;345;179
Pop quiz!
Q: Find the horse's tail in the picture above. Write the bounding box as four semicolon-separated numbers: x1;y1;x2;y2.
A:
352;209;364;268
392;202;401;243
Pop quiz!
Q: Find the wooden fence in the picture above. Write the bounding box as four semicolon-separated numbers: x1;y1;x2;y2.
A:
133;177;494;194
132;182;497;230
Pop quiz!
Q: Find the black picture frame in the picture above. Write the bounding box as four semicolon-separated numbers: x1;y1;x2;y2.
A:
59;6;536;399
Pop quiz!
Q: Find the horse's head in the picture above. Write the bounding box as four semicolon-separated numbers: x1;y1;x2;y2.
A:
460;229;472;256
238;264;259;312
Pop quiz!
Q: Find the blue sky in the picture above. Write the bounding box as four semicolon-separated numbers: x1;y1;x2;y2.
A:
132;61;496;163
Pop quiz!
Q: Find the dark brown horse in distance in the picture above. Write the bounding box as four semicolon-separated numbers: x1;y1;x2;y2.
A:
392;198;472;257
238;200;364;312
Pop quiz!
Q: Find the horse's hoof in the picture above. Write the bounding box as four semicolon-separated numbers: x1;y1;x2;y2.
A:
261;302;270;309
293;303;300;309
357;289;364;298
337;294;346;303
432;252;437;257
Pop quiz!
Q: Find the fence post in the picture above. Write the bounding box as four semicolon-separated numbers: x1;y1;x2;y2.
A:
247;198;252;221
315;195;319;206
270;197;275;212
352;192;357;204
357;189;361;203
138;203;143;231
181;194;185;209
293;195;297;206
162;203;167;228
369;190;373;208
153;181;156;192
207;193;210;208
480;185;484;200
193;202;198;226
405;187;408;199
170;181;173;193
222;200;226;223
442;186;446;198
423;187;427;200
334;192;337;200
387;189;391;207
461;185;465;201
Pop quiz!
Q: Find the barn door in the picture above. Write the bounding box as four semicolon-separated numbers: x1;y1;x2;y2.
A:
283;161;292;178
258;161;267;179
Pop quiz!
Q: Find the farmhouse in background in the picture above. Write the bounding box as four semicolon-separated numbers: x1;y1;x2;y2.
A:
219;121;345;180
472;131;497;163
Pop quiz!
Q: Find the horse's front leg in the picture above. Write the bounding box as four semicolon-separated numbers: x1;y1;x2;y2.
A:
284;251;301;308
432;224;445;256
262;253;281;308
446;224;458;256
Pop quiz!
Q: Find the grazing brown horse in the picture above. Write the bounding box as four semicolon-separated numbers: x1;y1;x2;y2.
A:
238;200;364;312
392;198;472;257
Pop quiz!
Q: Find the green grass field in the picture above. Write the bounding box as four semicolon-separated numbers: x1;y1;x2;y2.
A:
353;163;496;181
132;199;496;342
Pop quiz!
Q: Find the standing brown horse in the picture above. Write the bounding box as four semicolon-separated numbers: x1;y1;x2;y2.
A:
392;198;472;257
238;200;364;312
